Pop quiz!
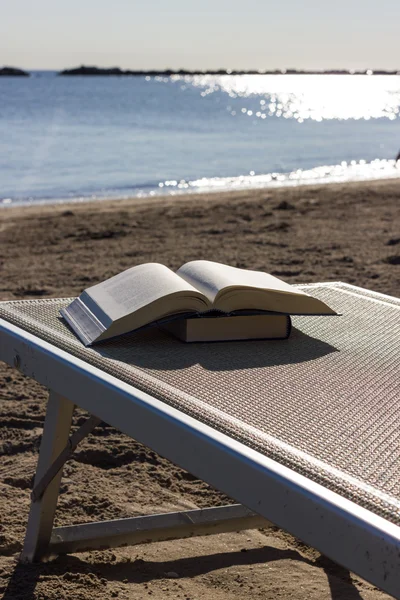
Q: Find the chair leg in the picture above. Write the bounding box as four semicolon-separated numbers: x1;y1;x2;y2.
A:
20;391;75;562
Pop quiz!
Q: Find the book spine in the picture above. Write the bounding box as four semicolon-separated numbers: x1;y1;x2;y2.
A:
60;298;106;346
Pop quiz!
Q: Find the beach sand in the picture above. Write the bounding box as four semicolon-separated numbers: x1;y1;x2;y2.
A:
0;179;399;599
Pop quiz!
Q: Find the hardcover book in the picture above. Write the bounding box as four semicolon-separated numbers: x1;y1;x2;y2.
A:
160;313;292;342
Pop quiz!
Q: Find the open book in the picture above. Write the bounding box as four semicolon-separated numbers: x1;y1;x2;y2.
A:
61;260;336;345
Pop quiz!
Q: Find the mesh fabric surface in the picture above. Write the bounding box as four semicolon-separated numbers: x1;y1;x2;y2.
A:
0;284;399;524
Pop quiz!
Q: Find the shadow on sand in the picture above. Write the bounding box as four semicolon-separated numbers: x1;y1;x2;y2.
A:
4;544;364;600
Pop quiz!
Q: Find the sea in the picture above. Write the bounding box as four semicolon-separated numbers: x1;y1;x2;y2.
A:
1;71;400;207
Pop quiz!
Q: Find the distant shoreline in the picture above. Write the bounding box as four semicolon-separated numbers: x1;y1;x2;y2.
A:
2;65;400;77
0;66;29;77
59;66;400;76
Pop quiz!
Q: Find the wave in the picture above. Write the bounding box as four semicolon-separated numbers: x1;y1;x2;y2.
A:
2;158;399;207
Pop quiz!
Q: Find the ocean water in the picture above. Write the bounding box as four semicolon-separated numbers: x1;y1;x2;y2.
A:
1;72;400;206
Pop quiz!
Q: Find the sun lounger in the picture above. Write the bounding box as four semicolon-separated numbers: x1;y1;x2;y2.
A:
0;282;399;597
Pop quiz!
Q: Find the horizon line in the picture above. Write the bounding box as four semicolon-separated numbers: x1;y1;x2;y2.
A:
3;65;400;76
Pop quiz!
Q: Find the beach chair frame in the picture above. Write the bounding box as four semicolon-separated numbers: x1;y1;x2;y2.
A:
0;283;399;597
22;390;268;558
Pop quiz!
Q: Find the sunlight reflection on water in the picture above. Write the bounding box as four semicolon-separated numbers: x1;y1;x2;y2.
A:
157;158;400;194
173;74;400;121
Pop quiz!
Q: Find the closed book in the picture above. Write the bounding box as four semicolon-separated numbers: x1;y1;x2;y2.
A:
160;314;291;342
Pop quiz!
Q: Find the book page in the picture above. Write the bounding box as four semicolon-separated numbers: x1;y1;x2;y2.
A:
176;260;336;314
177;260;305;303
84;263;207;322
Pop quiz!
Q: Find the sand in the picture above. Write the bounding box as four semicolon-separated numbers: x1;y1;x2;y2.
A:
0;179;399;599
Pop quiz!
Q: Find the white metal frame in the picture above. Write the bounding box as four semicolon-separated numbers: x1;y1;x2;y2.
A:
0;283;399;597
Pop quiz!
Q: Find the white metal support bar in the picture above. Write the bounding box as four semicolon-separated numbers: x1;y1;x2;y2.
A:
49;505;271;555
31;414;102;502
21;391;75;562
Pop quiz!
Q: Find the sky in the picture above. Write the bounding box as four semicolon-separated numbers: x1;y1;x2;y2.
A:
1;0;399;71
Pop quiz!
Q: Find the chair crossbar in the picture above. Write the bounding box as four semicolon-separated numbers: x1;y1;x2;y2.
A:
49;504;271;555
